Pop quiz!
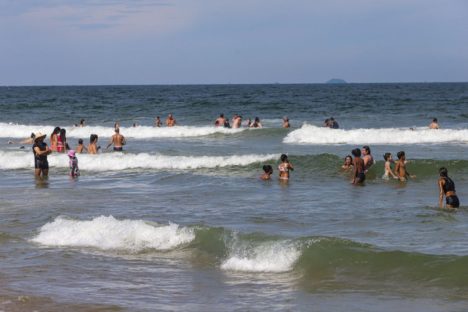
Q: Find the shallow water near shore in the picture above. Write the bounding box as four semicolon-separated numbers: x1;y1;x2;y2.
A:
1;83;468;311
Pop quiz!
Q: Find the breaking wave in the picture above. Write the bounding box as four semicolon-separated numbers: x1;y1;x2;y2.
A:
284;124;468;145
0;151;277;171
31;216;468;287
0;122;246;139
31;216;195;252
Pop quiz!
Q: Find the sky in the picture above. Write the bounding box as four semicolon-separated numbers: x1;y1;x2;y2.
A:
0;0;467;85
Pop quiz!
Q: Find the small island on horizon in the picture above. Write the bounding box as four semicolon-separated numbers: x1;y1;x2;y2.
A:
326;78;347;84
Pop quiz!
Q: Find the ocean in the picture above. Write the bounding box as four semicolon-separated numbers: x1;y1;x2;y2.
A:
0;83;467;311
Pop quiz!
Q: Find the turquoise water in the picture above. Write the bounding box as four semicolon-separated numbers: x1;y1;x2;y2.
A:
0;83;467;311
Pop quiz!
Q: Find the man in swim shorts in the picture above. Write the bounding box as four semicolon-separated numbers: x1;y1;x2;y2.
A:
351;148;365;184
106;128;126;151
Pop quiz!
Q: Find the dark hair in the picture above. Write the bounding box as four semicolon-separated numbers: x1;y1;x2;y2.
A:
397;151;405;159
90;134;98;143
80;119;85;124
52;127;61;135
352;148;361;157
255;117;260;122
433;118;438;122
220;113;224;118
383;152;391;161
280;154;288;162
30;133;35;139
78;139;83;144
60;128;67;142
115;128;120;133
330;117;335;121
439;167;448;177
263;165;273;173
362;145;371;154
344;155;352;162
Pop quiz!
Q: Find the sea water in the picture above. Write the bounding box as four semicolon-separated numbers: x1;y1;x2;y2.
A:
0;83;468;311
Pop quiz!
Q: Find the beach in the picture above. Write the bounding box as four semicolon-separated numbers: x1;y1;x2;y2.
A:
1;83;468;311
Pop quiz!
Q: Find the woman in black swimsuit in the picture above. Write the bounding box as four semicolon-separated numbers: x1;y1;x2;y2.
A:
438;167;460;208
32;132;52;178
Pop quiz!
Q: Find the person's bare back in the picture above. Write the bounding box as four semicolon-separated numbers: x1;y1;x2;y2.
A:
107;129;126;151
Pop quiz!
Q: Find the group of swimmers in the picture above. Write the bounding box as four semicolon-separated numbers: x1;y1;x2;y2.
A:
213;114;291;128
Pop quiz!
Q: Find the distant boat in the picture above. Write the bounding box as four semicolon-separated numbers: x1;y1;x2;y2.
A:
326;78;347;84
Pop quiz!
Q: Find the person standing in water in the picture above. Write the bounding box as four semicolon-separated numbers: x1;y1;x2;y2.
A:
382;153;398;180
351;148;365;184
75;139;87;153
106;128;126;151
278;154;294;181
429;118;440;129
362;145;374;172
438;167;459;208
50;127;60;152
88;134;99;154
232;115;242;128
215;114;226;127
154;116;161;127
166;114;176;127
282;116;290;128
394;151;415;181
68;150;80;178
250;117;262;128
32;132;52;178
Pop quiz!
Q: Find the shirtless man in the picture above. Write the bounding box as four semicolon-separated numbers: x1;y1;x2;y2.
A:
106;128;126;151
166;114;176;127
362;145;374;172
394;151;415;181
232;115;242;128
429;118;440;129
75;139;87;153
282;116;290;128
215;114;226;127
351;148;365;184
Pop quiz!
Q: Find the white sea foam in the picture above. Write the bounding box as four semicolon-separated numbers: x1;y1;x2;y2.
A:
0;151;277;171
284;124;468;145
31;216;195;252
221;240;301;273
0;122;245;139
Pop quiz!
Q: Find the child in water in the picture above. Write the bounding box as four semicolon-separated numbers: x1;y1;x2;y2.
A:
394;151;415;181
382;153;398;180
68;150;80;177
260;165;273;180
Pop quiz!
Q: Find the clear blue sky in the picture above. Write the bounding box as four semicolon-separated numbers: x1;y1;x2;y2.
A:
1;0;467;85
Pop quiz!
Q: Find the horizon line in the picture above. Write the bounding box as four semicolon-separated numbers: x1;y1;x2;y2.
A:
1;81;468;87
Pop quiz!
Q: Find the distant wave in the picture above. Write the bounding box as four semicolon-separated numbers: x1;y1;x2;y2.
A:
284;124;468;145
0;122;246;139
32;216;468;284
0;151;277;171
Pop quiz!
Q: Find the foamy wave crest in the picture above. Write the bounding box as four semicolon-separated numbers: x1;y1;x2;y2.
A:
284;124;468;145
0;151;276;171
221;240;301;273
0;122;245;139
31;216;195;252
